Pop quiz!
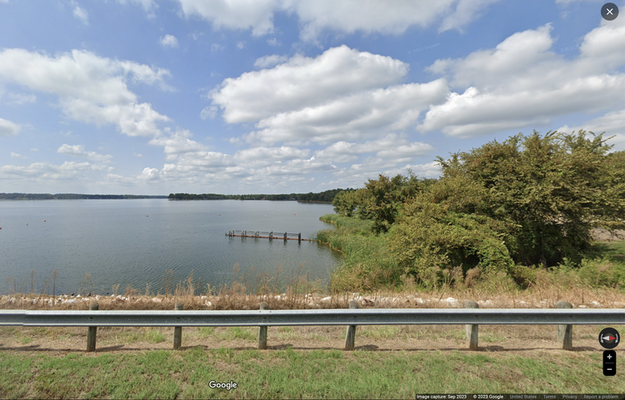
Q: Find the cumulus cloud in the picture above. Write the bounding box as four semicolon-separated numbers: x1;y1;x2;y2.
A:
211;45;448;145
10;152;25;158
57;144;113;163
212;45;410;123
0;48;171;137
254;54;288;69
159;34;179;48
176;0;501;41
0;117;21;136
420;21;625;137
245;79;448;144
178;0;281;36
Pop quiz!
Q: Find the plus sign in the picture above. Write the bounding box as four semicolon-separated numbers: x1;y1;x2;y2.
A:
607;354;613;359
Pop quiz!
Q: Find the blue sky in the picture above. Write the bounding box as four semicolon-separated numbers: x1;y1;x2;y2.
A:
0;0;624;195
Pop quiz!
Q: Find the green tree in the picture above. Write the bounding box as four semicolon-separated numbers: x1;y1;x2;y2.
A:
436;130;625;267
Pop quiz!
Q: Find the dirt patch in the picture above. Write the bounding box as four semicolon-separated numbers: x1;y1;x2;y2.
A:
591;228;625;242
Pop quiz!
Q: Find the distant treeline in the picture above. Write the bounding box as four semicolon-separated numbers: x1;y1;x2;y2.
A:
168;188;354;203
0;193;168;200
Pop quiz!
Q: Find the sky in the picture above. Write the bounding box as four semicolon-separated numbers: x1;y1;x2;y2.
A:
0;0;624;195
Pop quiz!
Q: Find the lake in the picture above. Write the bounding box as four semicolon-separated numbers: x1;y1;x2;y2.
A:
0;200;340;296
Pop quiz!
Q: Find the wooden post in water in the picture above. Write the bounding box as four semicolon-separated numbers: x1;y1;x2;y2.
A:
344;300;358;350
556;300;573;350
269;231;273;240
465;300;479;350
87;302;98;352
284;232;287;242
298;233;302;243
174;302;183;350
259;302;269;349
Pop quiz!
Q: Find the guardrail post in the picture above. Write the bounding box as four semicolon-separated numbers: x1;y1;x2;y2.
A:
284;232;287;242
556;300;573;350
465;300;479;350
174;302;183;350
344;300;358;350
298;233;301;243
259;302;269;349
87;302;98;352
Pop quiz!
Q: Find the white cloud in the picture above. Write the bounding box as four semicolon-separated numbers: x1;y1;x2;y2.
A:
57;144;113;163
212;45;410;124
159;34;179;48
244;79;448;144
315;135;433;163
72;5;89;25
10;152;25;158
558;108;625;149
233;146;310;167
0;117;21;136
148;129;208;161
267;38;280;46
212;46;447;144
253;54;288;69
211;43;225;52
421;21;625;137
176;0;501;41
139;167;159;180
0;161;104;181
0;48;171;137
178;0;281;36
134;152;143;157
236;41;246;49
200;105;217;120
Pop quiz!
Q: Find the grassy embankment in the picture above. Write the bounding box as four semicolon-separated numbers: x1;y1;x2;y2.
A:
1;345;621;398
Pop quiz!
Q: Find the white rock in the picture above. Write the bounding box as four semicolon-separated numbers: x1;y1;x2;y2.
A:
578;305;588;308
591;301;601;307
444;297;459;307
321;296;332;302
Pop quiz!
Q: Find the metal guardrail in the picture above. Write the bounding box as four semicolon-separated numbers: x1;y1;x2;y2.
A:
2;302;623;352
2;308;625;327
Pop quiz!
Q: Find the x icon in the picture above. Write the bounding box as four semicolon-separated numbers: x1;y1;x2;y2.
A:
607;8;614;15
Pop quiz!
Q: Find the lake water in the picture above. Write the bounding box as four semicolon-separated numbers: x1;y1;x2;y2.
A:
0;200;340;296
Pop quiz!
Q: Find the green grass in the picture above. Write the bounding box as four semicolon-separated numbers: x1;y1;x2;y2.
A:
318;214;400;291
0;348;621;398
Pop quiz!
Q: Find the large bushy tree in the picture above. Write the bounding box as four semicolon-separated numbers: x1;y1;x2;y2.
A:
434;130;625;267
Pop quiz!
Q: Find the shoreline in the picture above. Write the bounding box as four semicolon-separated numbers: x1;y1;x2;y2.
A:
3;290;625;310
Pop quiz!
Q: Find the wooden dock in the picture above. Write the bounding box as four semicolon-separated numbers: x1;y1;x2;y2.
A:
226;230;315;242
